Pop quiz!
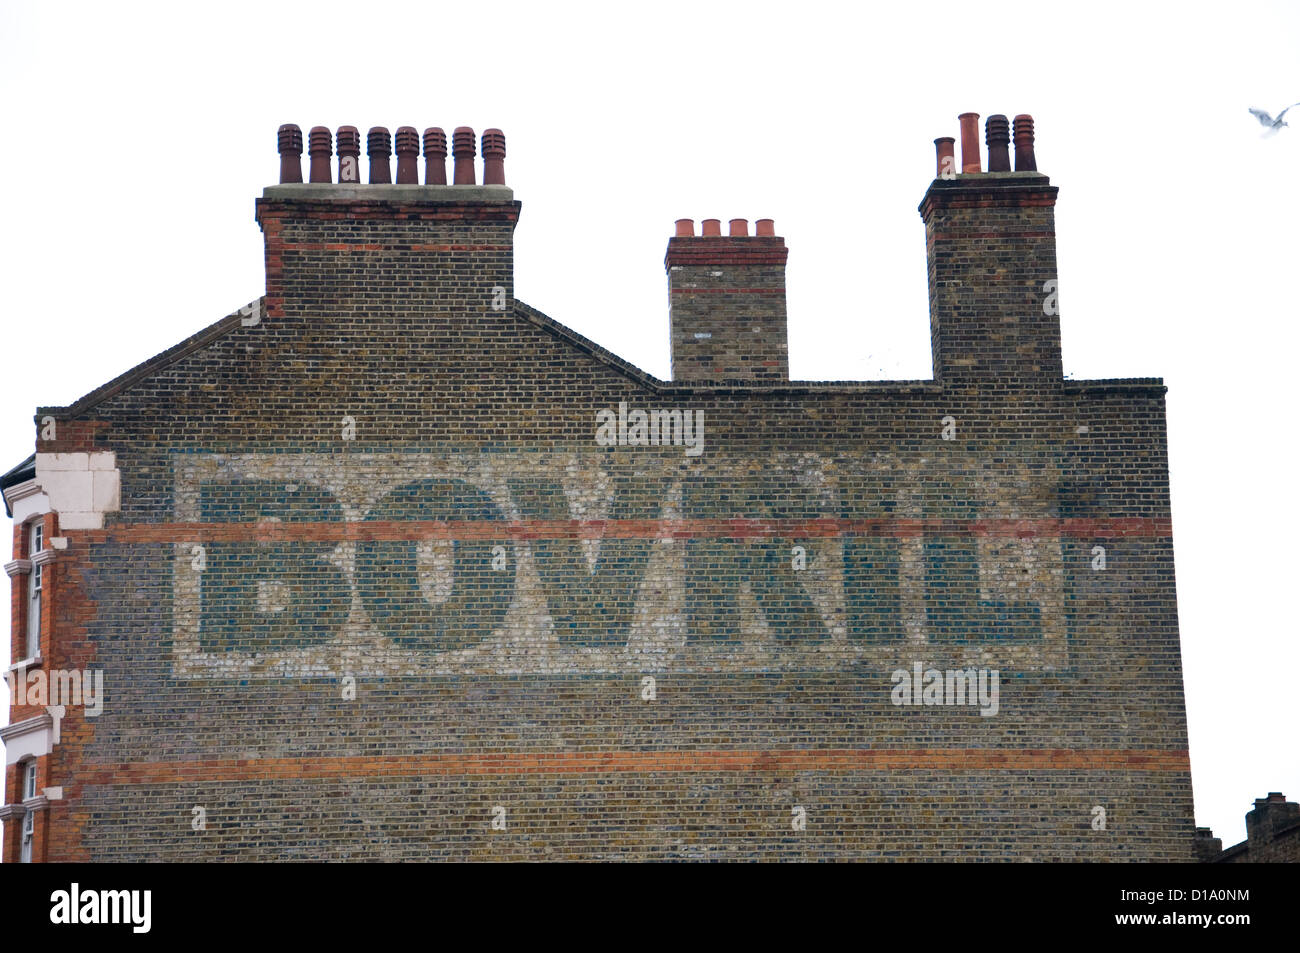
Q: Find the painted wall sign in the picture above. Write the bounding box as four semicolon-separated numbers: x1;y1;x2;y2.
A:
170;449;1069;678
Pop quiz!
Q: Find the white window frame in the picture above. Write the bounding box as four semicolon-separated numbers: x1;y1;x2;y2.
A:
27;520;43;659
24;760;38;800
21;809;34;862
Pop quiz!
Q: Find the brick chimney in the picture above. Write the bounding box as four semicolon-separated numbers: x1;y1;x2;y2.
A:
1193;827;1223;862
256;124;519;325
665;218;789;382
1245;792;1299;848
918;113;1063;385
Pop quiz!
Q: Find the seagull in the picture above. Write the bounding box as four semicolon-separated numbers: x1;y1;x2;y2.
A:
1249;102;1300;136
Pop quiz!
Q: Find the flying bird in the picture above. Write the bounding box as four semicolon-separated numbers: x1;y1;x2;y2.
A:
1249;102;1300;136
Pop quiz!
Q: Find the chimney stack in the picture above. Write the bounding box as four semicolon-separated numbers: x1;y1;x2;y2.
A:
1193;827;1223;862
919;111;1062;384
256;121;520;327
665;217;789;382
1245;792;1299;851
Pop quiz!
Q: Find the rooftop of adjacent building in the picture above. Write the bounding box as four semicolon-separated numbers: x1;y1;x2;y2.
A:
1198;792;1300;862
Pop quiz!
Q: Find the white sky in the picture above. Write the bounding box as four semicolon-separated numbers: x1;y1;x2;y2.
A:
1;0;1296;849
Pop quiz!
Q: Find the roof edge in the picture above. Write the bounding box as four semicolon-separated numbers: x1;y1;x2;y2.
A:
1;453;36;518
511;299;668;391
37;300;258;418
512;300;944;394
29;292;1170;421
1064;378;1166;395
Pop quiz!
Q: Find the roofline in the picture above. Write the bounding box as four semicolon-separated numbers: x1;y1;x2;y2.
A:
37;300;255;418
31;295;1167;419
512;299;667;391
515;299;1166;395
0;453;36;518
515;299;948;394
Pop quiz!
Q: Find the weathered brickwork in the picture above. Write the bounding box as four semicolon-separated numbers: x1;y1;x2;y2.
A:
2;153;1194;860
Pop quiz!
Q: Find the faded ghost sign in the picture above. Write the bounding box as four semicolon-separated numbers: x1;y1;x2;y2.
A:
170;449;1068;678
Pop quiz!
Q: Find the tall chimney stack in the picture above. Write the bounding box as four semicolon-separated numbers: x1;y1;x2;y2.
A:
918;111;1062;384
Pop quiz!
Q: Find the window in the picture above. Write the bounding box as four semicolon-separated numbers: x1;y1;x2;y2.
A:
24;761;38;800
27;521;43;659
20;810;34;863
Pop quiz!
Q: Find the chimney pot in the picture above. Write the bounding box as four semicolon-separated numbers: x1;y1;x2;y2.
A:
452;126;477;185
423;127;448;185
395;126;420;184
675;219;695;237
481;128;506;185
958;112;981;173
985;115;1011;172
701;218;722;237
1013;114;1037;171
729;218;749;237
277;124;304;184
336;126;361;183
934;136;956;179
308;126;333;183
755;219;775;237
367;126;392;184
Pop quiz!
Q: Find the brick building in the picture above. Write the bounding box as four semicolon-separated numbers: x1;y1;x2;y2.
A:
1197;793;1300;863
1;115;1196;861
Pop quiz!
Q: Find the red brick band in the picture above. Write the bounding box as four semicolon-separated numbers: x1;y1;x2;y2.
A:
275;242;508;252
918;193;1057;217
78;516;1172;544
669;288;786;295
256;203;520;224
77;748;1191;786
406;244;511;252
928;230;1055;242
